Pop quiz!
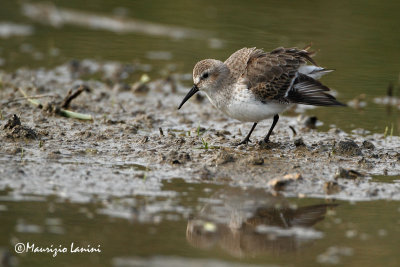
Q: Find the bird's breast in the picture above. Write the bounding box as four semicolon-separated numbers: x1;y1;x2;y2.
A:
204;85;289;122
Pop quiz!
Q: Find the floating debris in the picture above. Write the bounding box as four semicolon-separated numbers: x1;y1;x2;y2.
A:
21;3;206;40
347;94;367;109
317;246;354;265
373;83;400;109
374;96;400;107
208;38;224;49
146;51;173;61
0;22;33;38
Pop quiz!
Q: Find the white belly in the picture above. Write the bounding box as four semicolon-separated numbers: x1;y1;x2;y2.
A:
225;98;288;122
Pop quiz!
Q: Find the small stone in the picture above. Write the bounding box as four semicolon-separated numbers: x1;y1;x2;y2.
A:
336;140;362;156
335;167;364;179
294;138;305;147
362;140;375;150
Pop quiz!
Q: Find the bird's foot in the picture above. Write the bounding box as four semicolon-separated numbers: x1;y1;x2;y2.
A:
235;138;252;146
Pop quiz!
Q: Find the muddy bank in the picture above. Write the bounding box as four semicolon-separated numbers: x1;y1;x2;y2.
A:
0;60;399;205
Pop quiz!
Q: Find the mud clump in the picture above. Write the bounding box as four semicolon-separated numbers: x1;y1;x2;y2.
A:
2;114;37;140
3;114;21;130
214;150;235;165
336;140;362;156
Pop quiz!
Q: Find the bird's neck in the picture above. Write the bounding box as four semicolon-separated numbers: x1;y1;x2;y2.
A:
204;84;231;111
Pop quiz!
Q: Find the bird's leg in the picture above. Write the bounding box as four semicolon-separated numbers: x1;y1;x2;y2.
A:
264;114;279;143
237;122;257;145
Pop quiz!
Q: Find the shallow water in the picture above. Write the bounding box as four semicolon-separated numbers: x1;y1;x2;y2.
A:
1;180;400;267
1;1;400;266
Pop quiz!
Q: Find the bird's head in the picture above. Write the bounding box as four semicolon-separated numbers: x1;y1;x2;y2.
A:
178;59;229;109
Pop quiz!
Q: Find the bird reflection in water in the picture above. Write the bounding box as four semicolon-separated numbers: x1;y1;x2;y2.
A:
186;188;337;257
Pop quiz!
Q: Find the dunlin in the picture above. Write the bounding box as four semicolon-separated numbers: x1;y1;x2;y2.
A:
178;46;345;145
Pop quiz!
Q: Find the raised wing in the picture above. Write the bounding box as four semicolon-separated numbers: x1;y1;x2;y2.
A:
245;47;317;103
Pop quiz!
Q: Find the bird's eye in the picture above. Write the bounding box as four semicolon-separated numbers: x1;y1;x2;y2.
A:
201;72;209;79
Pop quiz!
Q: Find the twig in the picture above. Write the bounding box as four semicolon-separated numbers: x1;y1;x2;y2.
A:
18;87;93;120
60;85;90;109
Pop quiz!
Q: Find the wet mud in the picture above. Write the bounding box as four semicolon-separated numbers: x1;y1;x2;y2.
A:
0;60;399;206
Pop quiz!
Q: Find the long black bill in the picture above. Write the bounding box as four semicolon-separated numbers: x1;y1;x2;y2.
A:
178;85;199;109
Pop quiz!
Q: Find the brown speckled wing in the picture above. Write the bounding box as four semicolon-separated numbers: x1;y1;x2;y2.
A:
245;47;317;103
